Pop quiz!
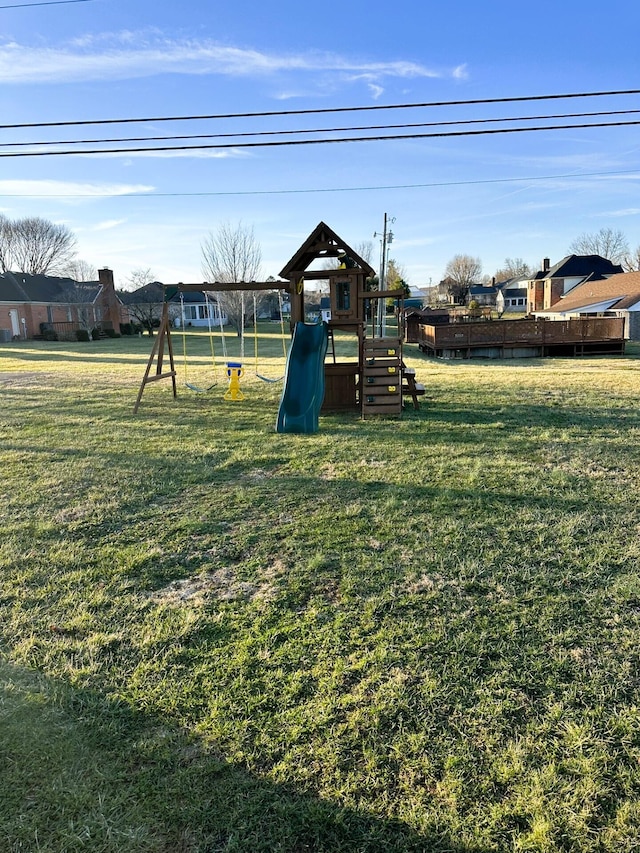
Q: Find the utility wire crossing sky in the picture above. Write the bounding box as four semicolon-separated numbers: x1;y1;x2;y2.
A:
2;0;640;285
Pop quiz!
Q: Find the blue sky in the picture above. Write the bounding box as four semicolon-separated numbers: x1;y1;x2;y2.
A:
2;0;640;288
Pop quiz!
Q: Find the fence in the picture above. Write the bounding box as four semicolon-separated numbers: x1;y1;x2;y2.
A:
418;317;625;358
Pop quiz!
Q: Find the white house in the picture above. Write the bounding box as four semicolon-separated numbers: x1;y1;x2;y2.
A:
495;275;528;313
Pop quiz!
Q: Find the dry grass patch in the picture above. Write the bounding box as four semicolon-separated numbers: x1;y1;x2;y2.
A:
150;559;287;606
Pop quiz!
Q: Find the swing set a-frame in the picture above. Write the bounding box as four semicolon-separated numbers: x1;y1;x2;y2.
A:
133;222;419;417
133;280;285;413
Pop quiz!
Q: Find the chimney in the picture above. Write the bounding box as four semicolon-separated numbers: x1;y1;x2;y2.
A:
542;257;550;272
98;267;122;334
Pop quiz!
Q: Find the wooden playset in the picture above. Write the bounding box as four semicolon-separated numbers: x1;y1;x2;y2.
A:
134;222;424;418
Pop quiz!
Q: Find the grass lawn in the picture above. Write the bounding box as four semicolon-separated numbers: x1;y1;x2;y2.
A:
1;328;640;852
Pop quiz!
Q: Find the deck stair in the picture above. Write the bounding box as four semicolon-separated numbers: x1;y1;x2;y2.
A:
401;363;425;410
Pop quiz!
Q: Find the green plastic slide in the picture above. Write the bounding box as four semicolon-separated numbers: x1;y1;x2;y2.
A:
276;322;328;434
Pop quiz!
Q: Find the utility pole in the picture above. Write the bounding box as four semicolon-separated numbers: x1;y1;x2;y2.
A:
373;213;395;337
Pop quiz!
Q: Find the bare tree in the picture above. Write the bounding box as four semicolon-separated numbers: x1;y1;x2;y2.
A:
354;240;375;266
61;259;98;282
201;221;264;335
5;217;77;275
493;257;532;282
125;267;155;291
52;281;100;333
201;221;262;283
568;228;629;265
0;214;14;272
118;268;162;335
444;254;482;304
623;245;640;272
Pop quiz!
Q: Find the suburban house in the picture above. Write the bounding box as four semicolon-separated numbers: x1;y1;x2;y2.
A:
434;276;458;303
319;296;331;323
405;286;427;309
0;268;126;340
533;270;640;340
468;283;497;306
526;255;624;314
121;283;289;332
495;275;528;313
120;283;227;332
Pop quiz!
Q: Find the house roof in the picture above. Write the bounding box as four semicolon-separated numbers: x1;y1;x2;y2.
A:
121;281;211;304
0;271;101;303
119;281;165;304
537;270;640;314
531;254;623;280
469;284;497;295
279;221;375;279
495;274;528;290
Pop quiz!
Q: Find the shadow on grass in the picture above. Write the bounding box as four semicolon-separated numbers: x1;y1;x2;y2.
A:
0;336;268;369
0;340;159;367
0;659;485;853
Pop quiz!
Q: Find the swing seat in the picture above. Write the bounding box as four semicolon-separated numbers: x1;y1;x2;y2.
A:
185;381;217;393
256;372;284;384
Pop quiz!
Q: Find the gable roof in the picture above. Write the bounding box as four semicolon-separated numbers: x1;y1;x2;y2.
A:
469;284;496;295
0;271;101;303
119;281;165;304
495;274;528;290
279;221;375;279
538;270;640;314
531;254;623;280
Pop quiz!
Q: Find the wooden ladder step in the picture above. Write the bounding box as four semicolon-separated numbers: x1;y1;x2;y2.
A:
400;360;424;410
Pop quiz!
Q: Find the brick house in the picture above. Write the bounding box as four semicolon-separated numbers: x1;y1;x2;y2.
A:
533;270;640;340
0;268;127;340
526;255;623;314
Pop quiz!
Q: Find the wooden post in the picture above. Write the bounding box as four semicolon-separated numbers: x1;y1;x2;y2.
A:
133;303;177;413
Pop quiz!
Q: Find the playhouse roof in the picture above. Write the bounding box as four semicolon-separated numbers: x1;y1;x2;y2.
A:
279;221;375;279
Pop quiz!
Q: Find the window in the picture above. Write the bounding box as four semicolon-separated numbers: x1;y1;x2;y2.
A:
183;305;197;320
336;280;351;311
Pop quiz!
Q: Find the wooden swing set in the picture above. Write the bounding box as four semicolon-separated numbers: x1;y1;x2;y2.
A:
133;280;288;413
134;221;423;417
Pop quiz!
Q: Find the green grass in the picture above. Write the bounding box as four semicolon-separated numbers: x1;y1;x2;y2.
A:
1;329;640;851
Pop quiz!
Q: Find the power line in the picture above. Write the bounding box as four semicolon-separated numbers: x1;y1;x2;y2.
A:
3;118;640;157
4;108;640;149
1;88;639;130
2;167;638;198
0;0;93;7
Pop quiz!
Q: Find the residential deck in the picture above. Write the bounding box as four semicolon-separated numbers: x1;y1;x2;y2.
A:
417;316;625;359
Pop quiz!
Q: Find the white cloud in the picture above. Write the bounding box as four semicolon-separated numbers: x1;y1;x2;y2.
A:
0;179;154;197
0;32;466;87
91;219;127;231
88;148;248;160
602;207;640;217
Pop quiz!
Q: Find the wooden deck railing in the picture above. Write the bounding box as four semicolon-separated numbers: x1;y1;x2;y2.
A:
419;317;625;351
